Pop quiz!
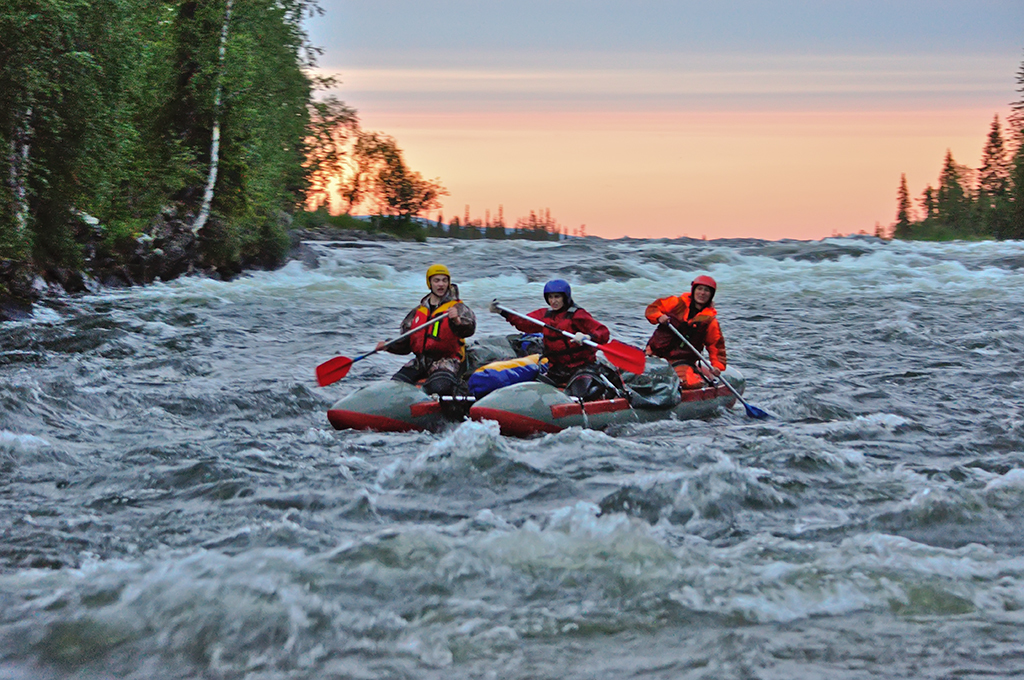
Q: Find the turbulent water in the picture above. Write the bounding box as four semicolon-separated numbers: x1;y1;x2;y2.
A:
2;235;1024;679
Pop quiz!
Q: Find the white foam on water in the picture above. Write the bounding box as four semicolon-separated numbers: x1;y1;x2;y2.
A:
374;419;510;491
672;531;1024;624
982;469;1024;511
0;430;51;454
801;412;914;441
69;237;1024;318
672;454;787;521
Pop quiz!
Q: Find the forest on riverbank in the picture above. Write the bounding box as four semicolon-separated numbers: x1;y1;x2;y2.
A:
890;51;1024;241
2;1;329;311
2;1;500;317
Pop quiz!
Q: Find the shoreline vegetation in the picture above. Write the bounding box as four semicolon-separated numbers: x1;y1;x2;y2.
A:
885;51;1024;242
0;2;575;320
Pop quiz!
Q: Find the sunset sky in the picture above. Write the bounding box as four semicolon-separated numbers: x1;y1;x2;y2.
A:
306;1;1024;241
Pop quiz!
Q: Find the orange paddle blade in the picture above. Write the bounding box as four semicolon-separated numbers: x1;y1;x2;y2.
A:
316;356;354;386
598;340;646;374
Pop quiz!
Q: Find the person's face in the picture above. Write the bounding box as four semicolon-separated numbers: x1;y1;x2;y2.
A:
429;275;450;298
545;293;566;311
693;285;713;306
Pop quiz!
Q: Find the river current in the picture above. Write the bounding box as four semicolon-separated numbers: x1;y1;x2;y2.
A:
1;235;1023;679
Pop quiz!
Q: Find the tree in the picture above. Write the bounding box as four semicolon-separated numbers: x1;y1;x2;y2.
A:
935;150;973;234
1;0;324;277
893;174;913;238
1009;49;1024;145
1;0;120;265
919;185;937;224
348;133;446;220
191;0;234;234
976;115;1012;237
1009;141;1024;239
1007;52;1024;239
304;96;359;212
978;115;1011;198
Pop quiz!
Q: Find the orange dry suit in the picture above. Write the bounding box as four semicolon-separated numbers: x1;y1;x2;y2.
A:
645;292;727;389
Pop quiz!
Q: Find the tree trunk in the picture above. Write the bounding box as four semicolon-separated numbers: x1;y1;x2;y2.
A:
6;107;32;239
192;0;233;234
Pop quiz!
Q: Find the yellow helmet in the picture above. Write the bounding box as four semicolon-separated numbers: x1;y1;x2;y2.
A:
425;263;450;288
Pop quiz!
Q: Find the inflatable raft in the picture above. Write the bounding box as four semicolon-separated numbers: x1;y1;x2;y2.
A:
327;380;469;433
468;366;744;436
327;364;745;436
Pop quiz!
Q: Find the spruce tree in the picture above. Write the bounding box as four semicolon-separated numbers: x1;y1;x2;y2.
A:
919;185;937;227
976;115;1011;237
1007;52;1024;239
893;174;913;238
936;150;973;235
1009;141;1024;239
1009;50;1024;143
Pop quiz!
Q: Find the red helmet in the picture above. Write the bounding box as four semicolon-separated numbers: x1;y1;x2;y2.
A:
691;275;717;290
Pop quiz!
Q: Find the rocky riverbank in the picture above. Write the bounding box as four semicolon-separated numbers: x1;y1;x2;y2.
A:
0;213;404;321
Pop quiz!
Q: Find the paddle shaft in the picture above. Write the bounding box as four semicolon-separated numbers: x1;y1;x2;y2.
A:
316;312;452;386
496;304;604;351
495;303;645;374
665;323;750;407
356;316;442;363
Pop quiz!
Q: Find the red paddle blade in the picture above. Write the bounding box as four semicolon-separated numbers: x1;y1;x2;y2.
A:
598;340;647;374
316;356;354;386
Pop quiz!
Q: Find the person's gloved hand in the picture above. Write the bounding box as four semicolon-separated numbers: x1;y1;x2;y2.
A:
698;364;721;379
489;299;501;314
570;331;588;345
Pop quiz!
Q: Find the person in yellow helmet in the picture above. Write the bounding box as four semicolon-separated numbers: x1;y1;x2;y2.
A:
376;264;476;396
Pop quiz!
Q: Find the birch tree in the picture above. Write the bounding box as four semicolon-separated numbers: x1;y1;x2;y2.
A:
191;0;233;234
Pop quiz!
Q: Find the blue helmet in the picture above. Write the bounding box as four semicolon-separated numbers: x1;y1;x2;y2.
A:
543;279;573;305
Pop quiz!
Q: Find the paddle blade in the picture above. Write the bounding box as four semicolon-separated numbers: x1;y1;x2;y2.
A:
743;402;772;419
598;340;647;374
316;356;354;386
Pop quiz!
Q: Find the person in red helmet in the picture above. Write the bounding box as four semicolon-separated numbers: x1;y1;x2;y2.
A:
377;264;476;396
644;275;727;389
491;279;612;390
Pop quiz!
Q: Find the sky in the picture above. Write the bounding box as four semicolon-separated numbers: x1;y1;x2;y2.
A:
305;1;1024;241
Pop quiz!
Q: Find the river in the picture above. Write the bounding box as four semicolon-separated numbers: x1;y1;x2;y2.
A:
1;235;1023;679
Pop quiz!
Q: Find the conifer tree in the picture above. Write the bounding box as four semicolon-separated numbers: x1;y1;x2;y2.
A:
936;150;973;234
1009;50;1024;144
977;115;1011;237
919;185;937;226
1009;141;1024;239
893;174;913;238
1007;52;1024;239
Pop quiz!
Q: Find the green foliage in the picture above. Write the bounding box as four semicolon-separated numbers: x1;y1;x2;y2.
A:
1;0;324;279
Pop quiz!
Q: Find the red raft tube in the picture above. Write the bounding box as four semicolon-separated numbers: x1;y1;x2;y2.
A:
467;366;742;437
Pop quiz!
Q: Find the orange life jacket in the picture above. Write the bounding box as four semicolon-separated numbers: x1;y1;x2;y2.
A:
645;293;726;369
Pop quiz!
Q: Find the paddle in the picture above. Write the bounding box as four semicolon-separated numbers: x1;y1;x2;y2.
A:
494;304;646;375
316;319;439;387
665;323;772;419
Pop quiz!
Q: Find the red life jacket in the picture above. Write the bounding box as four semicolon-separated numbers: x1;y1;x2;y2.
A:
408;299;466;360
537;307;598;371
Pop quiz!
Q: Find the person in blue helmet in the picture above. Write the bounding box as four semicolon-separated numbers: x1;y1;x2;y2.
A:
490;279;612;389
